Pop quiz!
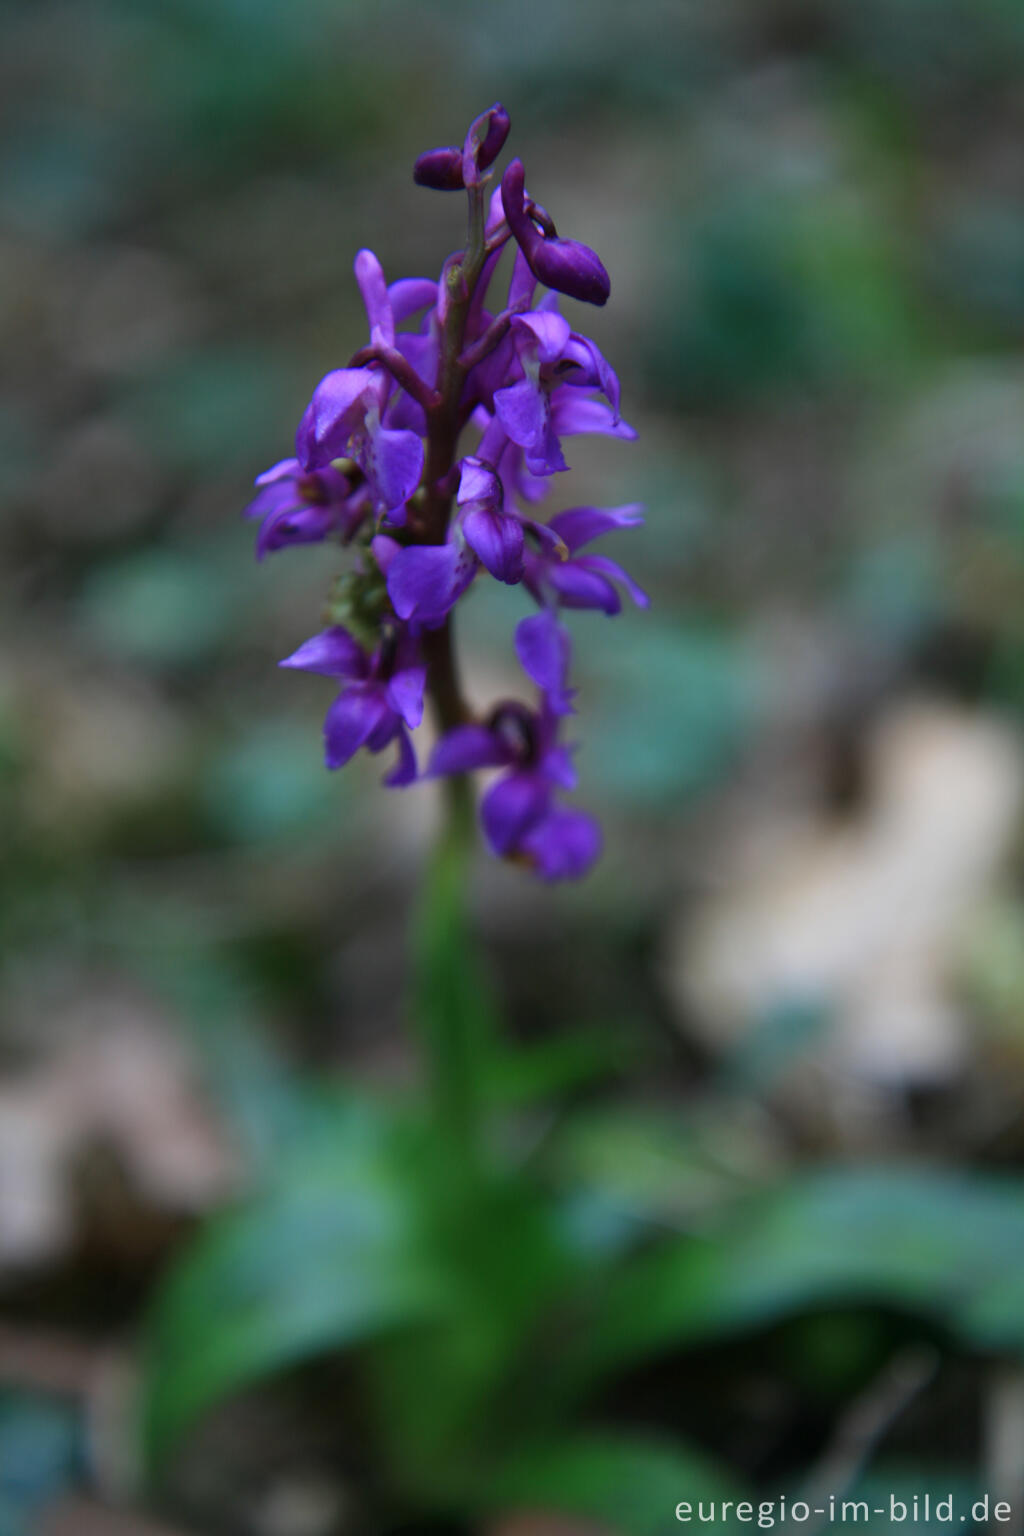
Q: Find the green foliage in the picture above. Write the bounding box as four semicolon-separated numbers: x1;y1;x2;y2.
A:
584;618;755;805
565;1168;1024;1397
141;1103;454;1471
78;548;231;667
200;719;341;844
480;1434;740;1536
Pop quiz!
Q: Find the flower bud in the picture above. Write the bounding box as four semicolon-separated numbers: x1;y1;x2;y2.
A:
500;159;610;306
470;102;511;171
413;146;465;191
524;236;610;306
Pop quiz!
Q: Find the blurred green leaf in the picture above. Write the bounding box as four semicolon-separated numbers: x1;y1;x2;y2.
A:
141;1107;453;1473
583;619;755;805
78;547;231;666
485;1027;629;1106
651;181;923;407
549;1108;754;1229
482;1433;741;1536
201;718;340;844
118;347;303;471
567;1168;1024;1395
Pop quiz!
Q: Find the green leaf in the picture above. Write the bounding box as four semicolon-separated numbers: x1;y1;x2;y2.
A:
568;1168;1024;1394
481;1433;742;1536
200;718;341;844
582;619;755;807
141;1110;453;1474
548;1107;756;1229
485;1027;630;1106
364;1174;581;1501
78;548;230;667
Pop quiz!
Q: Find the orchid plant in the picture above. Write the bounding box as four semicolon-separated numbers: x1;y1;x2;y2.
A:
244;102;645;881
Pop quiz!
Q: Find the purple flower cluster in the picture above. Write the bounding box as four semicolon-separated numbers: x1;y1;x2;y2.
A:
244;105;646;880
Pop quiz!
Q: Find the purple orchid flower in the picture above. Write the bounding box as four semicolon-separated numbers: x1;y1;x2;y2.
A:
525;504;649;615
427;611;597;880
243;458;368;560
428;692;599;880
493;310;633;476
295;251;425;525
455;457;525;584
280;624;425;786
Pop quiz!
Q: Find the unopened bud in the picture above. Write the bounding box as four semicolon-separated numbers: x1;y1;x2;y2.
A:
413;146;465;191
472;103;511;170
526;236;610;306
501;159;610;306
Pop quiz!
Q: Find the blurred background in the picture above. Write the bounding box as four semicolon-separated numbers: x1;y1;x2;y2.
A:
3;0;1024;1532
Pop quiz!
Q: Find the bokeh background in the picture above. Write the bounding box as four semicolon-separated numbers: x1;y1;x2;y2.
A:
3;1;1024;1532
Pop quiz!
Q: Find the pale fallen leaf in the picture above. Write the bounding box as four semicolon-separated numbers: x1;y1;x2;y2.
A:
670;698;1024;1086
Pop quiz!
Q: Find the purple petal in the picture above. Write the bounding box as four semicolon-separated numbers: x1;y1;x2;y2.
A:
255;501;335;559
355;248;394;347
523;431;568;477
476;414;512;467
388;278;439;320
480;771;550;856
429;724;510;777
546;560;621;614
386;665;427;729
507;248;538;310
515;612;571;703
457;456;501;508
298;368;377;468
364;422;424;519
565;334;620;419
548;504;645;553
279;627;368;679
494;378;548;453
383;725;418;787
524;518;570;560
462;507;524;584
370;533;401;575
539;742;577;790
577;553;650;609
254;458;301;487
521;806;602;880
387;542;467;625
243;479;299;523
323;688;387;769
550;394;637;442
511;310;572;365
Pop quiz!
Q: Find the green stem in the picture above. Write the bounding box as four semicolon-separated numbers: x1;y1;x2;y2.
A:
414;775;482;1161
